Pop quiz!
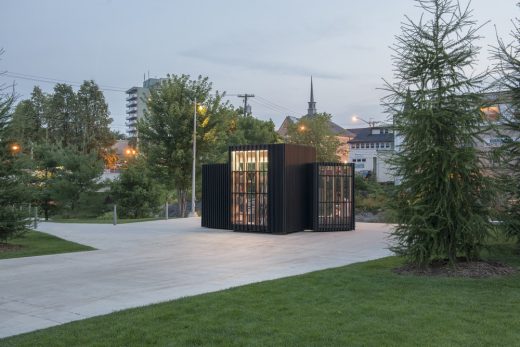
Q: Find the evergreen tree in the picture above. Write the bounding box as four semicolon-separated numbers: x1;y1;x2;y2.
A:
493;6;520;241
110;158;164;218
32;144;104;216
383;0;493;266
0;54;31;240
49;146;104;213
32;143;61;220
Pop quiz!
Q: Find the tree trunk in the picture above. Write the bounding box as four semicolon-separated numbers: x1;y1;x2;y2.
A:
177;189;187;217
44;201;49;221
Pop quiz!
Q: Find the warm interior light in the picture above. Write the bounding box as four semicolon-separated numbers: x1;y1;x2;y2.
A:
480;106;500;121
11;145;20;151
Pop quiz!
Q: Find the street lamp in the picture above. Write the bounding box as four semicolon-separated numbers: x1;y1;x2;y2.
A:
10;143;21;155
124;148;137;157
188;97;206;217
352;115;380;128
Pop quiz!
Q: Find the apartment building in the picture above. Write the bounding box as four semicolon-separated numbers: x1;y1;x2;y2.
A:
125;78;165;138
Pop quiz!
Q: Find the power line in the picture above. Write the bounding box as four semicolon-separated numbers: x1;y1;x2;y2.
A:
251;97;300;117
1;72;127;93
2;70;302;118
250;98;288;114
256;95;299;115
7;71;127;91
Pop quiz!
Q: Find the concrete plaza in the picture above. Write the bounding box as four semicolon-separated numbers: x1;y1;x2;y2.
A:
0;218;393;338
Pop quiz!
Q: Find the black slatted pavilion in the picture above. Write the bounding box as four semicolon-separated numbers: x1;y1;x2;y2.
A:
201;144;355;234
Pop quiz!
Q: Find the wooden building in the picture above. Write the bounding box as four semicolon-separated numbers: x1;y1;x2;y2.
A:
202;144;355;234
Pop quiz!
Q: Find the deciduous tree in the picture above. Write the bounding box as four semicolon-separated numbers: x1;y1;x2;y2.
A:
138;74;230;217
286;113;340;162
76;80;114;154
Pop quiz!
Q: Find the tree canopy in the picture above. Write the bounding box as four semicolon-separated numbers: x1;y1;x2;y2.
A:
285;113;340;162
138;74;231;216
7;81;114;156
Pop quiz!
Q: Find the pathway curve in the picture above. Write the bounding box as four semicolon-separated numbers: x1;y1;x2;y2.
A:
0;219;393;338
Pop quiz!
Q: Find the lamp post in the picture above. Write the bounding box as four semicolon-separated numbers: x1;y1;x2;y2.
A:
188;97;198;217
352;115;380;128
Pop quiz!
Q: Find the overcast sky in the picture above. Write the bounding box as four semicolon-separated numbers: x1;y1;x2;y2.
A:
0;0;516;133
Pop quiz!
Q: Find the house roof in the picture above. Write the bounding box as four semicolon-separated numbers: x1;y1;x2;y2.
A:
347;127;394;143
327;119;347;135
278;115;354;138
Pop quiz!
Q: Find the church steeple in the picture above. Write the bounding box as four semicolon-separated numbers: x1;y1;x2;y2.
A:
307;76;317;116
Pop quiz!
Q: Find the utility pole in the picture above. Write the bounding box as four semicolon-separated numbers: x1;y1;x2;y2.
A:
188;97;198;217
237;94;255;117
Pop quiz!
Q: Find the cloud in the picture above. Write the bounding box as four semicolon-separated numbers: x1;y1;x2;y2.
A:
180;48;356;80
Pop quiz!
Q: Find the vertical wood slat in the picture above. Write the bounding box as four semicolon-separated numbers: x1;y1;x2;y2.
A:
312;162;355;231
230;144;269;233
201;163;231;230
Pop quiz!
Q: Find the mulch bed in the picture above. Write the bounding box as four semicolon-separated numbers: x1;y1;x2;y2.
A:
394;259;517;278
0;243;24;253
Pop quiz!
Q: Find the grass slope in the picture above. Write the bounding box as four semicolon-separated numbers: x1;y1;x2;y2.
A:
2;245;519;346
0;231;94;260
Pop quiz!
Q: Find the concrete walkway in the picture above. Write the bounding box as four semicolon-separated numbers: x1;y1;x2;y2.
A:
0;218;393;338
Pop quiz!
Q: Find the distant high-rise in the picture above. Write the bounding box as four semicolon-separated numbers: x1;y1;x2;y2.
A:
125;78;165;139
307;76;317;116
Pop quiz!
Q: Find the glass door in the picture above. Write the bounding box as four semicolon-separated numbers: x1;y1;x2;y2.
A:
231;150;268;230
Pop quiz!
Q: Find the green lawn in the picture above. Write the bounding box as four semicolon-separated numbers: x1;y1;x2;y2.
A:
2;244;519;346
0;231;94;260
49;217;161;224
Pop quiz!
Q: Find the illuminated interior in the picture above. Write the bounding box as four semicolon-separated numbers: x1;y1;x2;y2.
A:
317;165;353;227
231;150;269;228
481;106;501;121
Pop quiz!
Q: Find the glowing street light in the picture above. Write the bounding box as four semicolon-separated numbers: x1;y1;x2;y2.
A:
299;125;306;132
10;143;21;155
124;148;137;157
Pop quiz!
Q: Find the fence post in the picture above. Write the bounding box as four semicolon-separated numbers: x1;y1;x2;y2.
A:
113;204;117;226
165;202;169;220
33;206;38;229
